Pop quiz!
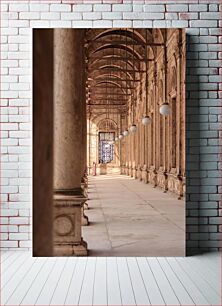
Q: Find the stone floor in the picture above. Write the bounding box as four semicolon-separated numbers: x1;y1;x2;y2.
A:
83;174;185;257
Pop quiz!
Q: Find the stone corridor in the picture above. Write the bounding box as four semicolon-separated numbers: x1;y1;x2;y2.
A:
83;174;185;257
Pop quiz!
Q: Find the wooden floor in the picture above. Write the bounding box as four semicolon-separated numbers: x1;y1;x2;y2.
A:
1;251;221;305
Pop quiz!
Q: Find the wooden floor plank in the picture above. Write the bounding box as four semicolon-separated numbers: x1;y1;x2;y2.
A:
20;258;56;305
1;251;220;306
50;257;77;305
1;256;37;305
127;258;150;305
1;252;30;289
2;251;22;274
107;257;122;306
195;253;220;275
180;256;220;294
64;257;87;306
137;257;165;305
176;257;221;305
5;257;46;305
35;258;67;306
167;257;210;305
157;258;195;305
147;258;179;305
93;257;107;305
78;257;96;306
117;257;136;306
0;251;14;263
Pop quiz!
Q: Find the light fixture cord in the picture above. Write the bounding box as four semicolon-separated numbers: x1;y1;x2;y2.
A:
164;31;167;104
145;29;148;116
125;29;127;131
132;28;135;124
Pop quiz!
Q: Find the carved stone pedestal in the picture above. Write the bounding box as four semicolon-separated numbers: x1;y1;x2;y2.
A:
53;190;88;256
168;173;185;199
132;166;137;178
137;165;142;181
157;168;168;192
149;167;157;187
81;188;89;226
142;165;148;183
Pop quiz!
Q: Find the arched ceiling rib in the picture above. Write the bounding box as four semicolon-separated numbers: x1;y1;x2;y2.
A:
85;29;164;116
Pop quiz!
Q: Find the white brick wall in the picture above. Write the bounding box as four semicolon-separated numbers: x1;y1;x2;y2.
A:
0;0;221;254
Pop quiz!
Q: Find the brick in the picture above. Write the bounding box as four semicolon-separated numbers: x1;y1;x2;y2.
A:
123;12;164;20
113;20;132;27
83;12;101;20
50;4;71;12
19;226;30;233
9;233;29;240
210;233;221;240
19;241;31;248
29;4;49;12
133;5;143;12
61;12;82;20
200;12;221;20
189;4;207;12
9;99;29;107
9;20;29;28
8;147;30;155
102;12;122;19
65;20;88;28
143;5;165;12
50;21;72;28
1;170;18;178
0;218;8;225
0;225;18;233
2;28;18;36
19;12;40;20
9;4;28;12
112;4;132;12
41;12;60;20
0;241;18;248
165;13;178;20
30;21;50;28
190;20;218;28
199;209;218;217
143;20;153;28
2;138;18;146
179;13;198;20
172;20;188;28
1;209;18;216
166;5;188;12
73;4;92;12
93;20;113;28
94;4;111;11
9;217;29;225
19;210;29;217
9;115;29;123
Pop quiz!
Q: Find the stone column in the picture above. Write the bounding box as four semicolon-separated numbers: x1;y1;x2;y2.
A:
33;29;54;257
53;29;88;256
81;56;89;222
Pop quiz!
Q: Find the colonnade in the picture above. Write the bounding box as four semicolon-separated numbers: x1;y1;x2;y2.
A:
34;28;185;257
120;29;186;199
53;29;88;256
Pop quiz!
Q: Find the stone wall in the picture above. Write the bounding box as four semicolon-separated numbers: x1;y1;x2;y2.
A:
1;0;221;254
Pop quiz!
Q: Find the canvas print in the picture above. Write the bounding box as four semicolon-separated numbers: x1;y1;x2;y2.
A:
33;28;186;257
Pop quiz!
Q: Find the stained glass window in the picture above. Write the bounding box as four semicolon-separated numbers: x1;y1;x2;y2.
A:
99;132;115;164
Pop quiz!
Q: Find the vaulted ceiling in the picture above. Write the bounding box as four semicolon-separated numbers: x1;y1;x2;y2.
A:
85;29;165;118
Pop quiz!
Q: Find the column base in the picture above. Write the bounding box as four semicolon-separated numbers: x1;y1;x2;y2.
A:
81;206;89;226
53;188;88;256
54;239;88;256
84;202;89;210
